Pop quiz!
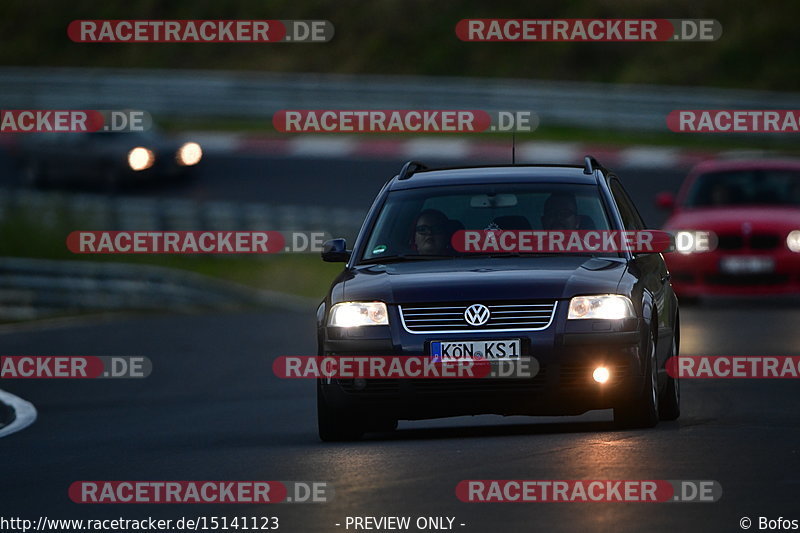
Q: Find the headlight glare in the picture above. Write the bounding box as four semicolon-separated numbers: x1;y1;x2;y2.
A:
176;142;203;166
787;230;800;252
568;295;635;320
329;302;389;327
127;147;155;171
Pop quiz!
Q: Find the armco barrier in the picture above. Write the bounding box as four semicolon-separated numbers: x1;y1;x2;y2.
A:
1;67;799;132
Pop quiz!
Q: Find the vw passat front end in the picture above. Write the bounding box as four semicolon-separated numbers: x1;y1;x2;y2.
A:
316;159;680;441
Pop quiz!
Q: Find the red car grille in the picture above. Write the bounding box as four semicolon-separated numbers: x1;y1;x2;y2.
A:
716;233;781;251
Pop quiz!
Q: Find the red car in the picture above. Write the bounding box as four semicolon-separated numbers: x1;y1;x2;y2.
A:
657;158;800;299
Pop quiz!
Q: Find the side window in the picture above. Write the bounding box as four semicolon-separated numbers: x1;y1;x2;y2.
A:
610;180;645;231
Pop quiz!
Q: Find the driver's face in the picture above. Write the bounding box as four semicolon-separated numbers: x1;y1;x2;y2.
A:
414;215;448;254
542;198;579;229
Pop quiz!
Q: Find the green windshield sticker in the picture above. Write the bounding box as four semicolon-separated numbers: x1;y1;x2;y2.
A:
372;245;387;254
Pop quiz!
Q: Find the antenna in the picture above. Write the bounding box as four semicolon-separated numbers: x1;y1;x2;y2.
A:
511;132;516;164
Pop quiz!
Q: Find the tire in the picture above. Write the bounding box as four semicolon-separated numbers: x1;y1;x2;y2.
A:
614;325;659;429
317;382;364;442
658;330;681;421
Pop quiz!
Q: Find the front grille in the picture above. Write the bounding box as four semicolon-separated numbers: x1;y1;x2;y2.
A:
715;233;781;251
750;234;781;250
339;378;399;395
338;367;549;396
412;367;548;394
399;301;557;333
706;273;789;286
716;234;743;250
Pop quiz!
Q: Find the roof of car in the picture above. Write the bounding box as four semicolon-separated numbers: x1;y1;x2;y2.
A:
388;165;601;190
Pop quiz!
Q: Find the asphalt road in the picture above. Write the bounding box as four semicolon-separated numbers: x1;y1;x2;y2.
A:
1;303;799;533
0;149;681;228
2;153;798;532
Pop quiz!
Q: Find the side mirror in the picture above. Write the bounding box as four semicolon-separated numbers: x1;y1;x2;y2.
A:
655;191;676;211
321;238;351;263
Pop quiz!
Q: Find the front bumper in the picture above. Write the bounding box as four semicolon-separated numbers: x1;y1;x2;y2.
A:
666;249;800;296
320;303;647;420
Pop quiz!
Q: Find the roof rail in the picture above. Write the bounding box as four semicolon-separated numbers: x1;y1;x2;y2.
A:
398;160;428;180
583;155;603;175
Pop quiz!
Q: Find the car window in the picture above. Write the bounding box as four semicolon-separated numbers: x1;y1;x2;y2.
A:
685;169;800;207
360;182;613;260
610;179;645;231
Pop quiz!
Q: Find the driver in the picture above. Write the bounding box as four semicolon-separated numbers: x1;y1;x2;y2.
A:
413;209;452;255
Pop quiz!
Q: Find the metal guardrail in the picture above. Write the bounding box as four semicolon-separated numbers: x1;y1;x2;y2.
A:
0;188;365;239
0;256;318;321
1;67;799;132
0;188;360;320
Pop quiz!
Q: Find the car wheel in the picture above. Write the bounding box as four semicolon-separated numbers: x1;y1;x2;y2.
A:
658;331;681;421
614;325;659;429
317;381;364;442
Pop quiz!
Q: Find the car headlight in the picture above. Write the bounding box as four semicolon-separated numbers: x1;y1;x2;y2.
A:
176;142;203;166
787;231;800;252
329;302;389;327
568;295;635;320
127;147;155;171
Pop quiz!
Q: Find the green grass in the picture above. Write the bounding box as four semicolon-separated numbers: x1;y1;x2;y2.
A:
163;115;800;154
0;209;343;300
1;0;799;91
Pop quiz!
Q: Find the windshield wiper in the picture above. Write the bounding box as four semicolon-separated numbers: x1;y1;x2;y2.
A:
358;254;455;265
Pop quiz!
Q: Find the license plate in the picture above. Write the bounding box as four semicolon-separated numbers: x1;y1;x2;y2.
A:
430;339;521;362
720;256;775;274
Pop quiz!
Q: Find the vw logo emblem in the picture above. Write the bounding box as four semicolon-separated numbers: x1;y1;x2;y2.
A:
464;304;490;326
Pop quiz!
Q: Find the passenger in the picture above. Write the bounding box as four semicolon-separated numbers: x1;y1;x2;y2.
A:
541;193;580;230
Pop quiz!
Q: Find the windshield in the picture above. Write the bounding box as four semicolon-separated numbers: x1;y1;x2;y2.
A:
685;169;800;207
360;182;614;262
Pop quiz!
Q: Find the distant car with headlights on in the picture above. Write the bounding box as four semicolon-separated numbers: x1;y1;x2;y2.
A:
13;128;202;189
316;157;680;441
657;158;800;299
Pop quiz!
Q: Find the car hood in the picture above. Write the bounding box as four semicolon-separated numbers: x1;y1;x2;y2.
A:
665;207;800;233
340;256;628;304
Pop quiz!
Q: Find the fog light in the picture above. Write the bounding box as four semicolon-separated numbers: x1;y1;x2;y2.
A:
592;366;610;384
